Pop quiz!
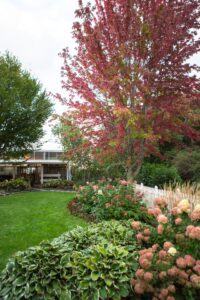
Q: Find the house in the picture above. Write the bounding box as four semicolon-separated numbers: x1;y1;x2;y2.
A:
0;149;71;184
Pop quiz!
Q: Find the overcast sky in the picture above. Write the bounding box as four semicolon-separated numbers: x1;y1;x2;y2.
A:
0;0;81;149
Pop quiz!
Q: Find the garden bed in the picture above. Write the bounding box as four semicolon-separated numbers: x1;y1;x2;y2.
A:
0;180;200;299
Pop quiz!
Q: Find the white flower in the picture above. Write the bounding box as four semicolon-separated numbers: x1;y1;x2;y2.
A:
168;247;177;256
97;189;103;195
177;199;190;213
194;204;200;213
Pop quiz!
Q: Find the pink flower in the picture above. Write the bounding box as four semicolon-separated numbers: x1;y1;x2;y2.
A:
193;264;200;274
186;226;200;240
167;267;178;277
152;244;159;252
159;250;167;259
131;221;141;231
136;233;144;242
148;208;155;215
143;272;153;282
143;236;150;242
179;270;188;280
166;296;175;300
154;197;167;208
119;179;128;185
144;228;151;236
191;211;200;221
184;255;196;267
157;214;168;224
157;224;164;234
161;288;168;297
163;241;173;250
190;275;200;285
171;207;181;216
176;257;186;269
145;252;153;260
168;285;176;293
135;269;144;279
175;218;182;225
139;258;151;269
154;207;162;216
134;283;145;294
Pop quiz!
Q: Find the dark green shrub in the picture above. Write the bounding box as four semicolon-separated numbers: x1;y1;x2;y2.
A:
0;221;139;300
173;149;200;182
42;179;74;189
137;163;181;188
0;177;30;191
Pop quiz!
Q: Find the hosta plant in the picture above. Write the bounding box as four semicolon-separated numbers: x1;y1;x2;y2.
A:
0;221;139;300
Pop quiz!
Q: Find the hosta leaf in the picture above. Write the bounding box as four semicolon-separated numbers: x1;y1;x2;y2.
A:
105;278;113;286
91;272;99;281
92;289;100;300
79;280;89;289
99;287;107;299
13;277;25;286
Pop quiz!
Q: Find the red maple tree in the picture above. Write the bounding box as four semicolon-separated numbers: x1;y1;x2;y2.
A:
57;0;200;180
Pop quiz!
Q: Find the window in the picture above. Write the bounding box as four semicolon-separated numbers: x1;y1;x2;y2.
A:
35;152;44;160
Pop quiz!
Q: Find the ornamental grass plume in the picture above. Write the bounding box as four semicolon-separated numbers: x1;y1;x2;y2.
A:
164;182;200;211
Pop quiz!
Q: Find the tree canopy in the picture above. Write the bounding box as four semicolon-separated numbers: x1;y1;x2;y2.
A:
58;0;200;180
0;52;53;158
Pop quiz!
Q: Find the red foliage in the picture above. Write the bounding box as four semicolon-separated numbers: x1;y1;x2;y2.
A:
57;0;200;178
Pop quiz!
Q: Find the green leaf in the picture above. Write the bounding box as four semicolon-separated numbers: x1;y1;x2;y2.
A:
92;289;100;300
91;272;99;281
99;287;107;299
105;278;113;286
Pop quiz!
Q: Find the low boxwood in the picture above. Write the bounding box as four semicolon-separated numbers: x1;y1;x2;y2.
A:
0;221;139;300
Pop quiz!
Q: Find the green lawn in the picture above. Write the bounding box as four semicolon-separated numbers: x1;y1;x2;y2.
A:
0;191;87;271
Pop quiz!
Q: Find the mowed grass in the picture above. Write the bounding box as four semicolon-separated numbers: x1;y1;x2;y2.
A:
0;191;87;271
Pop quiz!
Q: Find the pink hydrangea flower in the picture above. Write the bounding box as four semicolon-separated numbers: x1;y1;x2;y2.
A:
184;255;196;267
144;272;153;282
175;217;182;225
176;257;186;269
135;269;144;279
134;283;145;294
131;221;141;230
157;224;164;234
143;228;151;236
136;233;144;242
163;241;173;250
139;258;151;269
119;179;128;185
168;285;176;293
143;236;150;242
159;250;167;259
154;207;162;216
154;197;167;208
157;214;168;224
171;207;181;216
161;288;168;297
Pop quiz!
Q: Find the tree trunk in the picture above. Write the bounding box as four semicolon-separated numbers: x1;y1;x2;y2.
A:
127;160;143;183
